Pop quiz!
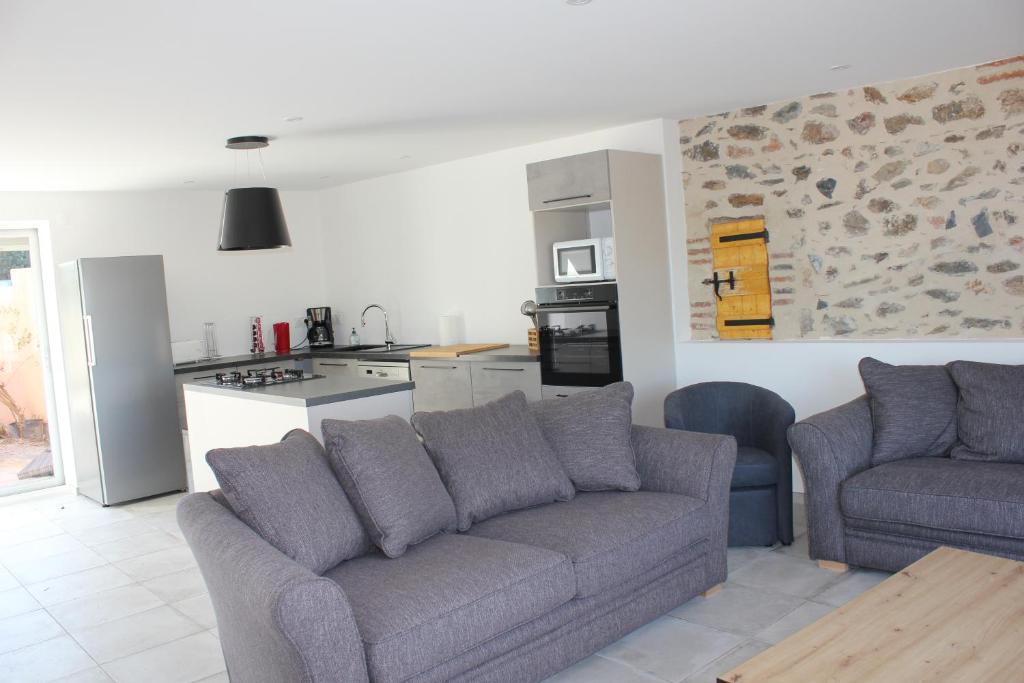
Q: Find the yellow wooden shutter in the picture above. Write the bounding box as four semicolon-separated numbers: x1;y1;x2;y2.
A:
707;219;773;340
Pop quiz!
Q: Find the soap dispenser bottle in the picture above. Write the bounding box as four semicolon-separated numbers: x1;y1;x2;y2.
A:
349;327;360;346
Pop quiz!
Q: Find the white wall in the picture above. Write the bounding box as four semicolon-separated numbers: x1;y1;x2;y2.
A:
0;191;326;356
317;120;669;346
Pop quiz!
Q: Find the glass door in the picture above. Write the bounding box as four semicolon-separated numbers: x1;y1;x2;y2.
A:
0;230;63;496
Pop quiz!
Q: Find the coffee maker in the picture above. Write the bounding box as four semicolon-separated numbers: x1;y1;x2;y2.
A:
305;307;335;347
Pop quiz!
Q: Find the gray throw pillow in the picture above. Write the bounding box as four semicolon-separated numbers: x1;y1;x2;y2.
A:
206;429;369;574
321;415;457;558
948;361;1024;464
411;391;574;531
530;382;640;492
858;357;958;464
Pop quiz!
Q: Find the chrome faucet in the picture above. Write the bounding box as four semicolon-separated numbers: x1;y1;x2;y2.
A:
360;304;396;350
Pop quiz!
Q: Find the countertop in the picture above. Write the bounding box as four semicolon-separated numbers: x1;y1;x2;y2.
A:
182;373;415;408
174;343;539;374
419;345;540;363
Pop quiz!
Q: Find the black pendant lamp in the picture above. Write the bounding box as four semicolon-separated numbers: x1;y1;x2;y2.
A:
218;136;292;251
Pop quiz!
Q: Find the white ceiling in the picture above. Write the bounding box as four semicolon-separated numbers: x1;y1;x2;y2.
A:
2;0;1022;191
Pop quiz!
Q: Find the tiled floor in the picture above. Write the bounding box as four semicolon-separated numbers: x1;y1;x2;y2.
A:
0;489;888;683
0;487;223;682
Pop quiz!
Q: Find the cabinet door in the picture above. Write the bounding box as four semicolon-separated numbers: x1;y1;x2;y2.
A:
175;370;219;430
314;359;356;378
411;361;473;412
541;385;593;400
526;150;611;211
471;362;542;406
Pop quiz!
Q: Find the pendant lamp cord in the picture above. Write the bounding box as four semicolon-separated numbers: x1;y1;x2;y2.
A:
257;148;268;184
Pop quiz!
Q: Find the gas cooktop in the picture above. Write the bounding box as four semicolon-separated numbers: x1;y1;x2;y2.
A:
198;367;323;390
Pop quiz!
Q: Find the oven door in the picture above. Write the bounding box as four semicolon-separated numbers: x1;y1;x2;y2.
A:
536;304;622;387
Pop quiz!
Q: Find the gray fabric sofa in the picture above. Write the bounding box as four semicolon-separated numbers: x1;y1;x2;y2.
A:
788;396;1024;572
178;425;736;683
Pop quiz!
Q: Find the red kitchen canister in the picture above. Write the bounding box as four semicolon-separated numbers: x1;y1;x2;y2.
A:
273;322;290;354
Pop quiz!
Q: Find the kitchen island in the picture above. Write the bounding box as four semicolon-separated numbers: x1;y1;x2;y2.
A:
183;373;414;492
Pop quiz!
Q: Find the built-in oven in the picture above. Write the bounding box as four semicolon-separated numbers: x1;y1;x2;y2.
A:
535;282;622;388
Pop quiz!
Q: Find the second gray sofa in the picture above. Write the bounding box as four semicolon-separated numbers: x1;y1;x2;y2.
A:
788;359;1024;573
178;387;736;683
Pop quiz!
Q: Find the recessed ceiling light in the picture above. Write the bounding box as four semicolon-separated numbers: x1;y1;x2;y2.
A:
183;179;195;184
829;64;852;71
399;155;412;160
319;175;330;180
566;0;591;5
283;115;304;123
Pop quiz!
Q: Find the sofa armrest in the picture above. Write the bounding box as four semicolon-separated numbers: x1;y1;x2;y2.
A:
178;493;369;683
631;425;736;585
787;396;874;564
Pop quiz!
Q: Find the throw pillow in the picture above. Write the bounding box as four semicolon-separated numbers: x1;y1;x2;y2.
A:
206;429;369;574
321;415;457;558
948;361;1024;464
529;382;640;491
858;357;958;464
411;390;574;531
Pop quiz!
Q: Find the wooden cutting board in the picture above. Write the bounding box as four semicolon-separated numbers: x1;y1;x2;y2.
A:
409;343;510;359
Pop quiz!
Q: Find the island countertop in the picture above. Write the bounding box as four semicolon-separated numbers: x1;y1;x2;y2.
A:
183;374;415;408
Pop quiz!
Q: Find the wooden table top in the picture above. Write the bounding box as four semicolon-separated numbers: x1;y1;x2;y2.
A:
717;547;1024;683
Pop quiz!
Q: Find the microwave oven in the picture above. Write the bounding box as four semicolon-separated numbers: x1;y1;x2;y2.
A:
552;238;615;283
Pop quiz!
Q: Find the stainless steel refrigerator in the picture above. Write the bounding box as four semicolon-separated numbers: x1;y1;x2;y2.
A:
58;255;186;505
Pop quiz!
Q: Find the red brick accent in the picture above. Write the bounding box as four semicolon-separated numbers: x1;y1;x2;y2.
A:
979;55;1024;69
978;69;1024;85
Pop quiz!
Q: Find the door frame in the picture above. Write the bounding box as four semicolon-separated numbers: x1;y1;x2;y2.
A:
0;220;72;496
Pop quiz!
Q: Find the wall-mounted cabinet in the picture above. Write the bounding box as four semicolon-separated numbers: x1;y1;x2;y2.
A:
526;149;676;426
526;150;611;211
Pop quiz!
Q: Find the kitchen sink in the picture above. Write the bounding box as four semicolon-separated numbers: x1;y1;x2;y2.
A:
329;344;430;353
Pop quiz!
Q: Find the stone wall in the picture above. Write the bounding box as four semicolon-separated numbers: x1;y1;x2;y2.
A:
679;55;1024;340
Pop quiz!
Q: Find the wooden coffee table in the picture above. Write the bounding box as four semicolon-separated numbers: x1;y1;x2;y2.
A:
718;547;1024;682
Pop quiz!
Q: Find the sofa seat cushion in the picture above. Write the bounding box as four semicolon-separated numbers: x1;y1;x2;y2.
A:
732;447;779;488
841;458;1024;541
324;533;574;683
466;491;708;598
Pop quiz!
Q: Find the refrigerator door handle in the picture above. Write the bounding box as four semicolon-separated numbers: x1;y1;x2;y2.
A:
83;315;97;367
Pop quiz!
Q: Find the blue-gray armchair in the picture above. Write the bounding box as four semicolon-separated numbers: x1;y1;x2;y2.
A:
665;382;795;546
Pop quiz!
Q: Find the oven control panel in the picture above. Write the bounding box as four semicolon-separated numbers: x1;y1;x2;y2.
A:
536;282;617;306
556;287;594;301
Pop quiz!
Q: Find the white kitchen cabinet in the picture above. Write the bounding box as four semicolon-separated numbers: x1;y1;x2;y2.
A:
541;385;594;400
411;358;543;411
175;369;219;430
471;362;542;405
411;360;474;412
313;358;356;378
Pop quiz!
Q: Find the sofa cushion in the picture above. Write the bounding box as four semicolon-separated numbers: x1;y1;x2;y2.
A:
411;391;575;531
732;446;779;488
324;534;574;683
466;491;708;598
858;357;958;464
840;458;1024;541
530;381;641;492
321;416;457;558
948;361;1024;464
205;429;368;574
